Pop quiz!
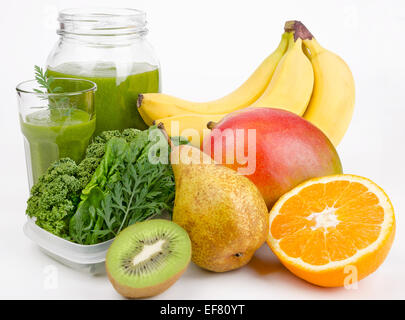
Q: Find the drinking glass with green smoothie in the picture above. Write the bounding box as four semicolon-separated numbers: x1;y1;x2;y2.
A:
16;77;97;188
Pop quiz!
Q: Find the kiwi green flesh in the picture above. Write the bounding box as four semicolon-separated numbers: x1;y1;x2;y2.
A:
106;219;192;289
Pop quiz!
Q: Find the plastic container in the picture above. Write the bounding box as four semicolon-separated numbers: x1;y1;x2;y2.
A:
23;217;113;275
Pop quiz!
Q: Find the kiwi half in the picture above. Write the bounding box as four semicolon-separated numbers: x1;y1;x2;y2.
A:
106;219;192;298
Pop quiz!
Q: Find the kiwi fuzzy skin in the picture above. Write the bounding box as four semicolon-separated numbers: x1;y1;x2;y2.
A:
106;262;189;299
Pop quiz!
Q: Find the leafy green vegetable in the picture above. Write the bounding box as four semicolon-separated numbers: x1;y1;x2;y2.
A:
26;159;86;239
26;128;142;238
84;128;141;160
69;126;175;245
68;187;105;244
27;125;176;245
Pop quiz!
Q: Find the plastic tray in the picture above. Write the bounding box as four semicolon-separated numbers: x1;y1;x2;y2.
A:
23;217;114;275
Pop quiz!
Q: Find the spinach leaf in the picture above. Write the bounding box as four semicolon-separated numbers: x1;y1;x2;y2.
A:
69;187;105;244
69;126;175;245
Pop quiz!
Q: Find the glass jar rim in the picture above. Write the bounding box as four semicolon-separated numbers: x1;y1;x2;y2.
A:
16;78;97;96
59;7;146;19
58;7;147;36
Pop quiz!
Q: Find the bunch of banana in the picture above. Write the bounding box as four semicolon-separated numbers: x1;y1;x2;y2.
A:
138;32;290;122
138;21;355;147
285;21;356;146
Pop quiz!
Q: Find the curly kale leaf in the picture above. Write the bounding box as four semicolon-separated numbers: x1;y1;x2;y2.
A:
85;128;141;160
26;159;85;239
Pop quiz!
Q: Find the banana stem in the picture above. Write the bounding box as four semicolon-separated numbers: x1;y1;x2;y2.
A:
284;20;313;41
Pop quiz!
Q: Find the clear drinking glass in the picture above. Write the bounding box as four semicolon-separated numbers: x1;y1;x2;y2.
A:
16;78;97;188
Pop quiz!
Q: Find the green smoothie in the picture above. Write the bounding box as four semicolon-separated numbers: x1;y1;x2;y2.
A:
47;62;160;135
21;108;96;184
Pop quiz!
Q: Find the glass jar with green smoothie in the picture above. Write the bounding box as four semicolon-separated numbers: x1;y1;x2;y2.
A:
16;78;97;188
46;8;161;135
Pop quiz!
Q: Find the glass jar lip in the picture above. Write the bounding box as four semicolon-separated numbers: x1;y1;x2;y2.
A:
16;78;97;96
58;8;147;36
59;7;146;20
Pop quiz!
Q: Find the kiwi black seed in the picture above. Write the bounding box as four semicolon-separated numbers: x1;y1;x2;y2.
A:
106;219;192;299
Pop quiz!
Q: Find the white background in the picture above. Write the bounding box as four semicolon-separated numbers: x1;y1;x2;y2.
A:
1;0;405;299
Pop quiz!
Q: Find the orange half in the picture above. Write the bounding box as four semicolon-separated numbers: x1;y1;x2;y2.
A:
267;174;395;287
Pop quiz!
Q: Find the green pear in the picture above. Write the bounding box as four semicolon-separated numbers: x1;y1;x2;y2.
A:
171;144;269;272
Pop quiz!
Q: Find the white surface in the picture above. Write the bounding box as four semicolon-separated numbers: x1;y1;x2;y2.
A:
1;0;405;299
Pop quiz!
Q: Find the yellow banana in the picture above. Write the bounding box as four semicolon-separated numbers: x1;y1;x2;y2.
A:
301;33;355;146
138;33;289;125
154;113;226;148
251;33;314;116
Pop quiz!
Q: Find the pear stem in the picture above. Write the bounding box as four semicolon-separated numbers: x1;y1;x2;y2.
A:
156;122;174;148
137;94;143;108
284;20;313;41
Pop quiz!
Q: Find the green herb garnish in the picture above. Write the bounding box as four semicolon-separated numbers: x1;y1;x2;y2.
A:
34;65;63;94
33;65;70;115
